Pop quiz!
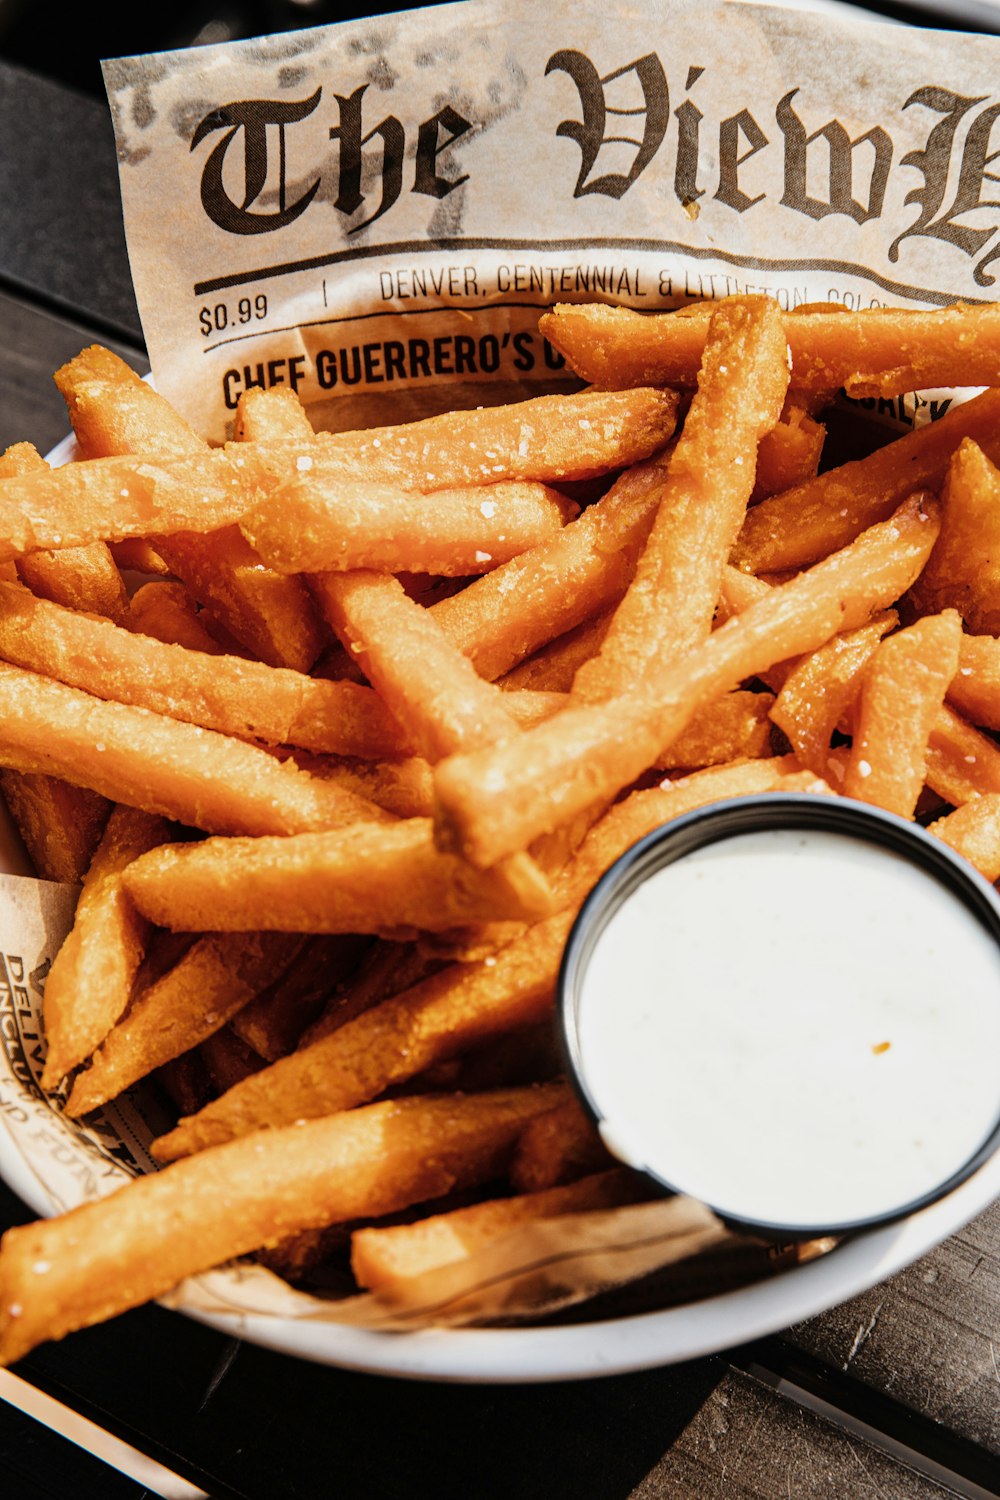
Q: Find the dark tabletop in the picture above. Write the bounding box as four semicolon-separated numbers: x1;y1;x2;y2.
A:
1;47;999;1500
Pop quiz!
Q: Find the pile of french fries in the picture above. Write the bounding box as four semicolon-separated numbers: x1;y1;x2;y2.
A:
2;297;1000;1364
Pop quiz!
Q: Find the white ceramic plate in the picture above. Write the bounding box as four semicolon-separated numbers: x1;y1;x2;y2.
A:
0;423;996;1383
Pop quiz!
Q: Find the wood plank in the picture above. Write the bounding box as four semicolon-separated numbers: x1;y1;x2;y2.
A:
0;290;145;455
634;1367;964;1499
786;1200;1000;1454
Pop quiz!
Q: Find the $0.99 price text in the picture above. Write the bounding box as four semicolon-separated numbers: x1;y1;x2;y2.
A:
200;295;269;336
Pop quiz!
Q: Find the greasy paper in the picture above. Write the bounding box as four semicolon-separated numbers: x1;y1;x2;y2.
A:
105;0;1000;442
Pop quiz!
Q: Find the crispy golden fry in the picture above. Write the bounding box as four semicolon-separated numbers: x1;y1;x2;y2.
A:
752;402;825;502
0;444;116;880
0;1084;566;1364
434;497;940;868
653;690;776;771
947;634;1000;729
122;818;553;934
240;387;679;491
230;935;365;1061
906;440;1000;633
843;611;962;816
924;705;1000;805
241;478;577;577
312;570;523;762
509;1098;612;1193
127;582;225;655
0;772;109;884
0;450;251;561
108;538;169;575
40;806;172;1091
930;795;1000;881
65;933;305;1116
733;389;1000;574
0;663;385;837
0;580;414;758
299;941;438;1048
151;913;574;1163
351;1169;643;1292
429;454;669;680
198;1026;267;1093
539;299;1000;397
57;346;326;672
498;612;613;693
573;298;788;701
770;612;898;776
234;385;315;444
306;753;435;819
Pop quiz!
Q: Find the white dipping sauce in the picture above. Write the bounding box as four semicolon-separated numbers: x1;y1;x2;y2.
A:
576;828;1000;1229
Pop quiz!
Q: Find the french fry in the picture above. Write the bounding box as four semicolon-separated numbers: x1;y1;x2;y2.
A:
40;806;172;1091
573;297;788;701
230;935;365;1061
906;440;1000;634
234;385;315;445
299;941;438;1048
652;690;775;770
151;913;575;1162
198;1026;267;1093
240;387;679;491
57;347;326;672
770;612;898;776
947;634;1000;730
539;299;1000;398
0;663;386;837
0;580;415;758
930;795;1000;881
121;818;553;934
924;705;1000;805
65;932;305;1116
0;1084;566;1364
429;453;670;681
752;402;825;502
435;496;940;868
127;581;226;654
733;388;1000;574
498;611;613;693
0;442;116;881
241;477;577;577
509;1097;612;1193
351;1170;644;1292
842;611;962;816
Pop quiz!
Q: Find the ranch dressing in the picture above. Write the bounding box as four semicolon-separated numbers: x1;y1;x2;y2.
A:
575;828;1000;1230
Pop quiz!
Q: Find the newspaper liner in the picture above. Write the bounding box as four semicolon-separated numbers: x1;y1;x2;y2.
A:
104;0;1000;442
2;0;999;1336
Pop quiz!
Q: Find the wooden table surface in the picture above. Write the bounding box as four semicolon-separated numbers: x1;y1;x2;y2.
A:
0;55;999;1500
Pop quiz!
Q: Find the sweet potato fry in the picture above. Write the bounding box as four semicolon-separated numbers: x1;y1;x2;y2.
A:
122;818;553;934
539;299;1000;397
40;806;172;1091
752;402;825;502
573;297;788;700
733;388;1000;574
652;690;776;771
0;1084;566;1364
435;496;940;867
0;580;414;758
0;663;386;837
241;477;577;577
930;795;1000;881
351;1170;643;1292
239;387;679;491
65;932;305;1116
843;611;962;816
151;913;574;1162
498;612;613;693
